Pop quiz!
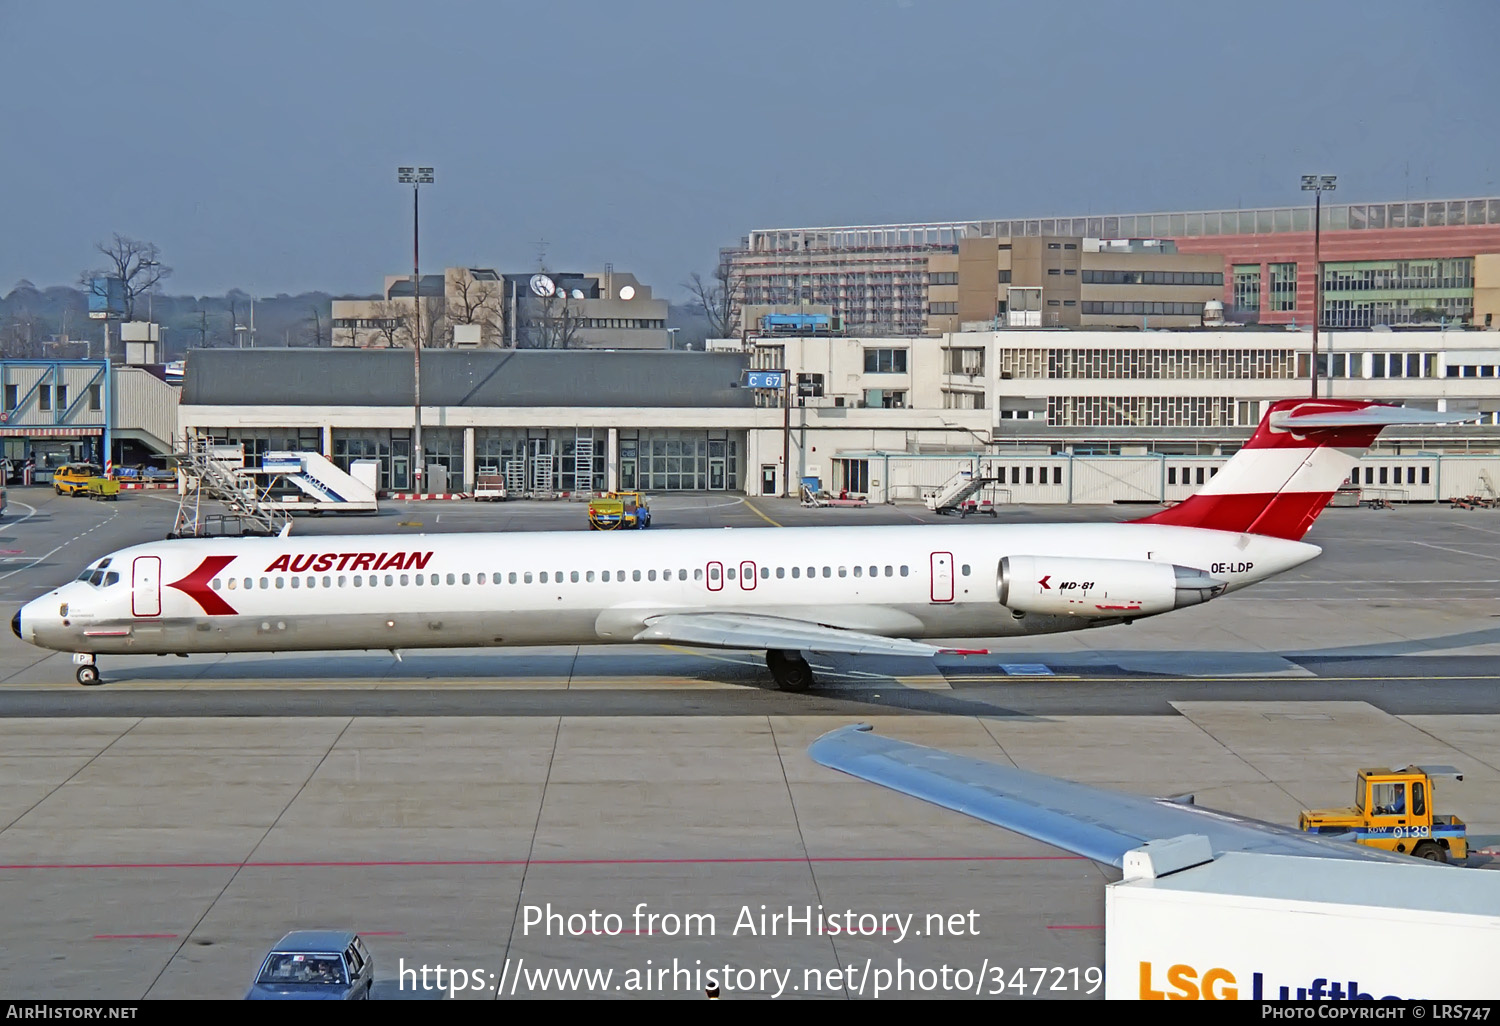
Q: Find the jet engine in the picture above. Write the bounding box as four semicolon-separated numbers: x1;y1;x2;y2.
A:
997;555;1225;619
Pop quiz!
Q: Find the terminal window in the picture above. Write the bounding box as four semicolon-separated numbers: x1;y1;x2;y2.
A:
1270;263;1297;311
1233;265;1261;313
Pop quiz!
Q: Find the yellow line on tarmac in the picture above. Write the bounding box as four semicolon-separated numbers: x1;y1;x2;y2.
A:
739;499;782;528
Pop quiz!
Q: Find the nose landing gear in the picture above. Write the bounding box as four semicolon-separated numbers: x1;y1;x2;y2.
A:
73;654;102;686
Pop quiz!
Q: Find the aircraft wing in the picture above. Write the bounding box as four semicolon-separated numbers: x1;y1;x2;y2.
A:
634;613;947;658
808;724;1420;866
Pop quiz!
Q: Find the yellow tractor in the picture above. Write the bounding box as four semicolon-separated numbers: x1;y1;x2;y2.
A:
1299;765;1467;862
586;491;652;530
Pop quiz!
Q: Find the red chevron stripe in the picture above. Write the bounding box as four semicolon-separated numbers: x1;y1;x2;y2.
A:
165;556;238;615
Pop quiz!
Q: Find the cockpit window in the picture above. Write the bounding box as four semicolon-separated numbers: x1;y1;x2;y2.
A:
97;558;111;569
77;568;121;588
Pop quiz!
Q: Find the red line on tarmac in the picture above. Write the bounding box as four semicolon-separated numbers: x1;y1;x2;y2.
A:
0;854;1084;871
92;934;178;940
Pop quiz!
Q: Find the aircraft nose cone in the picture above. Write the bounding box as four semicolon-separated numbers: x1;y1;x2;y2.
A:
11;609;21;640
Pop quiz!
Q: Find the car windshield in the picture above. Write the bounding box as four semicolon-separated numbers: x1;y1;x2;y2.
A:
257;953;347;985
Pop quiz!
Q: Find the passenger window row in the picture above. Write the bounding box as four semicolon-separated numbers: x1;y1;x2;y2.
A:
206;562;969;591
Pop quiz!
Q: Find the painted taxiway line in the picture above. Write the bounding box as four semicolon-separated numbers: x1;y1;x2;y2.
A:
0;853;1086;872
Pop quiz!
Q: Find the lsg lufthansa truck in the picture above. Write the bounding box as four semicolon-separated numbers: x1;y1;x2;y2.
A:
1104;835;1500;1000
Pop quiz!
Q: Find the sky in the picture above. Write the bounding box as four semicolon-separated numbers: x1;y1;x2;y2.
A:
1;0;1497;301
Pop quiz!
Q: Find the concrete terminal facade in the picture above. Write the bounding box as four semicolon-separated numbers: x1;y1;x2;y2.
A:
173;333;1500;504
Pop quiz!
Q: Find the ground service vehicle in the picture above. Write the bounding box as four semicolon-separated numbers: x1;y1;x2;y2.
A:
85;477;120;501
52;463;103;496
587;490;651;529
1300;765;1467;862
473;473;508;501
245;931;374;1000
1105;844;1500;999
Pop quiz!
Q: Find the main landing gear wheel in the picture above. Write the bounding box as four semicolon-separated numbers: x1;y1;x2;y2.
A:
75;665;101;686
766;649;814;692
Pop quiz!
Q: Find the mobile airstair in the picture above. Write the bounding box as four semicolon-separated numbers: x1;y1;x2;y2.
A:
170;438;289;538
923;463;1005;515
239;452;380;514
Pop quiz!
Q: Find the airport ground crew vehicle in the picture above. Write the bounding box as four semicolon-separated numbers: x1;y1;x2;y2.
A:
1299;765;1467;862
85;477;120;501
587;491;651;529
52;463;103;496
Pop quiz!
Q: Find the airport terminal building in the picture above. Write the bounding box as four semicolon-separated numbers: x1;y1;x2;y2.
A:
173;332;1500;505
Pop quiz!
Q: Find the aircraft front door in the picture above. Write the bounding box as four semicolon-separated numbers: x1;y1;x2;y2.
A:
132;556;161;617
930;551;954;603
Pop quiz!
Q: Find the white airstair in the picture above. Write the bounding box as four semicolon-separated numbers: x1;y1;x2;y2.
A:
924;465;1005;514
244;452;380;514
170;438;289;538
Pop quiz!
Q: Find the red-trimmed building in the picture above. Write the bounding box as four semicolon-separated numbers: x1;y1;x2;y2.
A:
733;197;1500;334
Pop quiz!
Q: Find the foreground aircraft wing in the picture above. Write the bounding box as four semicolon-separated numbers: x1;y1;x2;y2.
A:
635;613;948;658
808;724;1418;866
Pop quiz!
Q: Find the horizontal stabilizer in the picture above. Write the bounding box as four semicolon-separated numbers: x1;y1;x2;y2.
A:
1272;406;1477;430
635;613;942;658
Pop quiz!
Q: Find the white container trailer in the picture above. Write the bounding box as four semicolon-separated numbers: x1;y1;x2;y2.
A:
1105;839;1500;1000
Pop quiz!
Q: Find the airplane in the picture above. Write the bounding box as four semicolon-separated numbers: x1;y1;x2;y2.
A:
11;398;1467;688
806;722;1432;866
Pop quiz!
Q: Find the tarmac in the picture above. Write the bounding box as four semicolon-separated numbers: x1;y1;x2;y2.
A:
1;488;1499;999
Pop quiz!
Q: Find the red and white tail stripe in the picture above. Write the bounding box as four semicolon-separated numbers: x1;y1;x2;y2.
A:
1133;399;1441;541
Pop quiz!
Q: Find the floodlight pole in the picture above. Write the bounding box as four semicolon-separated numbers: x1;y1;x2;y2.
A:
1302;174;1336;398
783;371;791;498
399;166;434;492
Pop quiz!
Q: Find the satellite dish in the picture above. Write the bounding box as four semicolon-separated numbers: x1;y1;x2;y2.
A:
571;288;585;300
618;285;636;301
529;274;556;297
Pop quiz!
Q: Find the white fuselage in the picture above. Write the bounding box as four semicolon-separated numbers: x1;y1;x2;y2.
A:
16;523;1318;657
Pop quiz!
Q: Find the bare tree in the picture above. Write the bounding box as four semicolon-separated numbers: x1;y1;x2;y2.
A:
79;234;172;321
446;269;505;346
365;300;409;348
307;306;326;346
525;290;585;349
684;254;742;338
1;281;46;358
402;295;448;348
